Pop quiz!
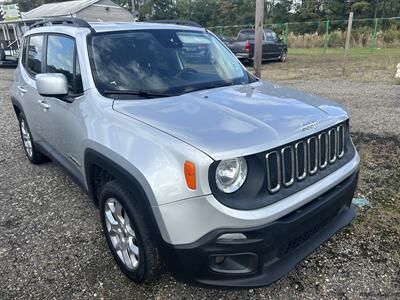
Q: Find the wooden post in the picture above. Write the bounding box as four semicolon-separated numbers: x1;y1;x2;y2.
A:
343;12;353;76
323;20;329;55
254;0;264;78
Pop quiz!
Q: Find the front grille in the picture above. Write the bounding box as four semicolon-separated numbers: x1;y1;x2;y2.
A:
265;122;347;194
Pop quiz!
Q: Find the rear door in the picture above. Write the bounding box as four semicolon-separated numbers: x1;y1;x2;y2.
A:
265;31;281;59
18;34;51;143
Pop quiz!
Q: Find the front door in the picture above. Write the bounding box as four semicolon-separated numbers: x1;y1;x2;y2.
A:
43;34;85;175
263;31;277;60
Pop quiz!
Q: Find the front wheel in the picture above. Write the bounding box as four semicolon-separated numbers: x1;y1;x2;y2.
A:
279;49;287;62
99;180;162;283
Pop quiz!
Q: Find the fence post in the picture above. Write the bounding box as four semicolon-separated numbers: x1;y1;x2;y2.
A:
343;12;354;76
370;18;378;53
284;22;288;44
254;0;264;78
324;20;329;54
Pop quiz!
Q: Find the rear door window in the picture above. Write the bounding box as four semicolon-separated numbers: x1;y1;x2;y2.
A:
27;35;44;76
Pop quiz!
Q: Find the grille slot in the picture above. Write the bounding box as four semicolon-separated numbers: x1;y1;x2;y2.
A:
265;122;347;194
328;128;337;163
318;132;328;169
295;141;307;180
337;124;345;158
266;151;281;193
281;146;295;187
307;137;318;175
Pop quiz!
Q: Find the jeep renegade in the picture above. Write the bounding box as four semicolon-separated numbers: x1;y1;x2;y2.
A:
10;18;360;287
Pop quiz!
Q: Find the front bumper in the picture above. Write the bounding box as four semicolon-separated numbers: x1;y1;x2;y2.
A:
160;170;358;288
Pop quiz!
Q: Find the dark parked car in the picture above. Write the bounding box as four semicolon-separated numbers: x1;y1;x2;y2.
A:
224;29;287;64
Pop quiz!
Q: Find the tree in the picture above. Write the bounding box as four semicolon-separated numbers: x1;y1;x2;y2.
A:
13;0;400;29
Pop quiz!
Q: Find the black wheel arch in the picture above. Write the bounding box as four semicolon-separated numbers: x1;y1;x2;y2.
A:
84;148;164;245
11;96;24;118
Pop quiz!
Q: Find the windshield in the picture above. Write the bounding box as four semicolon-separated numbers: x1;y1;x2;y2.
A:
88;29;251;98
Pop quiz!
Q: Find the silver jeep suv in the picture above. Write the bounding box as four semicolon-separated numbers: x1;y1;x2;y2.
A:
10;18;360;287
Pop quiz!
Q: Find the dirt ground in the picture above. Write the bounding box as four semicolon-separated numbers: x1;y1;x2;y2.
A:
0;51;399;299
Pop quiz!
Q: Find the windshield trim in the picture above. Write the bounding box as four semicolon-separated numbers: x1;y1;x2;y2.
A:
87;29;251;99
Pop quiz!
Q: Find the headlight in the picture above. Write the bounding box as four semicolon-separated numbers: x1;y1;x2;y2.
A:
215;157;248;193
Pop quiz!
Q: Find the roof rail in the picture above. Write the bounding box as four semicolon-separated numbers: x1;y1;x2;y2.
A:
30;17;92;30
147;19;202;28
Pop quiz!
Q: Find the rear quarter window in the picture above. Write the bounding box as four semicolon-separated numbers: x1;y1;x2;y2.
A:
20;38;28;67
27;35;44;76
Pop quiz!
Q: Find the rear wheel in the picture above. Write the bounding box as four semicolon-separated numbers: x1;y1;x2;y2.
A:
18;113;47;164
0;49;5;61
99;180;162;283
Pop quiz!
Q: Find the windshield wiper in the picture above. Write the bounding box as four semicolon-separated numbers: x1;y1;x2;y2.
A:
183;81;239;94
104;90;175;98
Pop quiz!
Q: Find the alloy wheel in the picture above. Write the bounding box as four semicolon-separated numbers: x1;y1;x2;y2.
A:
104;198;140;270
20;119;33;158
281;51;287;62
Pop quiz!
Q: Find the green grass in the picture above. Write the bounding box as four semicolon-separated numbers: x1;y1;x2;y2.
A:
261;47;400;83
288;47;400;58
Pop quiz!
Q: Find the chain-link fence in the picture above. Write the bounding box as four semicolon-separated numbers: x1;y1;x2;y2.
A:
209;17;400;54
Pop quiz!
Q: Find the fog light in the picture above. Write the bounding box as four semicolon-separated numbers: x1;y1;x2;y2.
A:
209;253;258;274
215;256;226;264
217;233;247;241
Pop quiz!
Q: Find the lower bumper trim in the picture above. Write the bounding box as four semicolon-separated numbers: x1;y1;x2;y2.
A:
159;170;358;288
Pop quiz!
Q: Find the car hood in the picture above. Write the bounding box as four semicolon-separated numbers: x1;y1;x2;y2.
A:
113;81;348;160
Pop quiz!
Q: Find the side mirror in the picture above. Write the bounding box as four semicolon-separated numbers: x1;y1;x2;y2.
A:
36;73;68;97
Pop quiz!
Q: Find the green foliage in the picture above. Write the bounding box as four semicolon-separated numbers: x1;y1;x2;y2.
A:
352;26;373;47
14;0;400;34
328;30;344;47
351;1;371;14
383;26;400;44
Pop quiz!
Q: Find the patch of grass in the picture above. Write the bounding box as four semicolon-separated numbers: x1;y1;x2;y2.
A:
351;133;400;264
261;47;400;83
289;47;400;57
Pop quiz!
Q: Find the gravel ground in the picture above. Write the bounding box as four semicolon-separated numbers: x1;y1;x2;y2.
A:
1;57;399;299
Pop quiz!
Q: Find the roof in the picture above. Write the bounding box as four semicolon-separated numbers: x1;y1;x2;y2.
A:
26;21;205;37
89;22;205;33
24;0;100;18
239;28;273;32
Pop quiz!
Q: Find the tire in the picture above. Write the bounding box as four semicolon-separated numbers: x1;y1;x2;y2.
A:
0;49;5;61
18;113;47;164
99;180;162;283
279;49;287;62
244;59;254;67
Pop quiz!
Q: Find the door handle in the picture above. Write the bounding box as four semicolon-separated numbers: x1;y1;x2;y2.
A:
17;86;27;94
38;99;50;110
